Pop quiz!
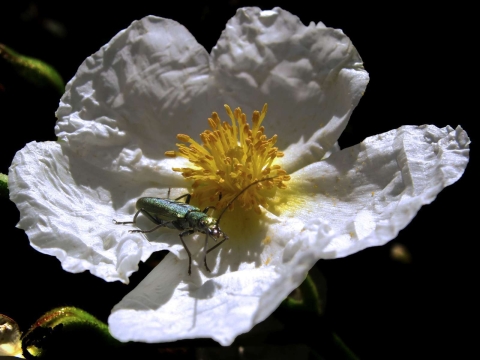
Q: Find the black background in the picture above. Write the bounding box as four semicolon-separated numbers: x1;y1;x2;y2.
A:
1;1;475;359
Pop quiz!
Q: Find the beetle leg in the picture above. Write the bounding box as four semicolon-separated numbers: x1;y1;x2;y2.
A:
175;193;191;204
179;229;195;275
115;208;161;227
120;209;166;233
202;206;216;214
203;233;211;273
129;223;166;233
113;219;134;225
113;208;144;225
206;235;229;254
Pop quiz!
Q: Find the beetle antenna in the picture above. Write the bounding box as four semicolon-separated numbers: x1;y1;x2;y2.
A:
216;176;280;226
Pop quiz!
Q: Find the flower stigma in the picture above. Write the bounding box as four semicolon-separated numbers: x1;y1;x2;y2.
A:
165;104;290;214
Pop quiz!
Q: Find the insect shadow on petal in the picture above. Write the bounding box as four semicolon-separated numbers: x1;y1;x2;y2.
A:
113;176;279;275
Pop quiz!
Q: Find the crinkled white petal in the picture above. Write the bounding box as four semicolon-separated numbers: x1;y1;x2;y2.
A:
109;124;469;345
58;9;368;176
8;141;192;283
279;124;470;258
209;7;369;173
55;15;211;174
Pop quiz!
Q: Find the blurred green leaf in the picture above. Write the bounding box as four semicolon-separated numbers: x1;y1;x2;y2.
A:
0;44;64;94
0;173;8;198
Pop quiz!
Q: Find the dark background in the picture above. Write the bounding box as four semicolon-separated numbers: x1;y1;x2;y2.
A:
1;1;475;359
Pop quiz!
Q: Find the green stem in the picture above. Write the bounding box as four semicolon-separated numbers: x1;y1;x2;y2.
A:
332;332;361;360
282;274;322;314
301;273;322;314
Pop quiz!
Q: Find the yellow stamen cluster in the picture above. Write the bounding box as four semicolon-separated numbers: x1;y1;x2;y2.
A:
165;104;290;213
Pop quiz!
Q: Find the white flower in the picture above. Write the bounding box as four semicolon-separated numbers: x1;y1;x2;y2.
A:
8;7;469;346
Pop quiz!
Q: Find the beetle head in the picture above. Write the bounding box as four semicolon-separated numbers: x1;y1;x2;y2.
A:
199;217;226;240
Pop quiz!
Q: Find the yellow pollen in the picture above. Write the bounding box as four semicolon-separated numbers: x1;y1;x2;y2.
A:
176;134;191;142
165;104;290;212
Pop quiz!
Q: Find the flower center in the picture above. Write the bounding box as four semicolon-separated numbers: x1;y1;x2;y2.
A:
165;104;290;213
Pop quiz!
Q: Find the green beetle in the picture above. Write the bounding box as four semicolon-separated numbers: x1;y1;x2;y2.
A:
114;177;277;275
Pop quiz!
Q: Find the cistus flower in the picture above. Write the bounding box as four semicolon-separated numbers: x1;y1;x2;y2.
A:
8;7;469;346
